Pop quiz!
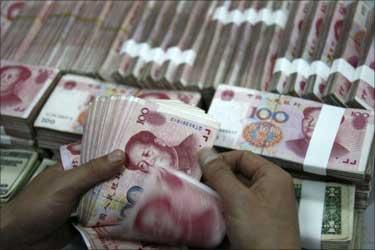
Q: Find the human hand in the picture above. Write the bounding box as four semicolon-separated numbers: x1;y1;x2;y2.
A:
0;150;125;250
199;149;300;250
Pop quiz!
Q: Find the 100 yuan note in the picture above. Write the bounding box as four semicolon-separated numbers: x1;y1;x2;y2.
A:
209;85;374;177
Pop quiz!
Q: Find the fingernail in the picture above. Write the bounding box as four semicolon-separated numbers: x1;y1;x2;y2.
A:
199;148;219;167
108;150;125;163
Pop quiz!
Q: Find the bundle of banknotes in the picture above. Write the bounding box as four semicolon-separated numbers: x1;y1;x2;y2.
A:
0;60;60;141
0;148;56;203
73;95;226;247
209;85;374;209
33;73;202;150
0;126;34;148
209;85;374;182
1;1;374;98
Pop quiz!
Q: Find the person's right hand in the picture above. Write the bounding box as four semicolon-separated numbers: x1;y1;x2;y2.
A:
199;149;300;250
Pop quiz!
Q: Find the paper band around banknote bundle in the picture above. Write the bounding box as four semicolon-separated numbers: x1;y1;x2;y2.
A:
120;39;196;65
354;65;375;88
298;180;327;250
303;105;345;176
273;57;375;84
212;5;288;28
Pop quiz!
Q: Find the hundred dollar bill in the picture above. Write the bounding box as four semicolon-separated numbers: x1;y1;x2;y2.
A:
293;178;355;249
209;85;374;182
0;149;39;203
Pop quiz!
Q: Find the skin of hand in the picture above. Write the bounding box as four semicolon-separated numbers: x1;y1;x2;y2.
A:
0;150;125;250
199;148;301;250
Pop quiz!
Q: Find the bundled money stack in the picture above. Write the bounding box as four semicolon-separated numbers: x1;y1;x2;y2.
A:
1;1;133;75
33;74;138;149
209;85;374;205
2;1;373;97
208;85;373;249
69;95;224;248
0;60;60;143
0;126;34;148
270;1;374;110
33;74;202;150
0;148;57;203
0;148;38;203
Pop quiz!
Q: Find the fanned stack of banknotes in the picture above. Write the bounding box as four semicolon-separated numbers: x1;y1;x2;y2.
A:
1;0;374;250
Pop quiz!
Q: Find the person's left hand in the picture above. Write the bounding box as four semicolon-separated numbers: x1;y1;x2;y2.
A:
0;150;125;250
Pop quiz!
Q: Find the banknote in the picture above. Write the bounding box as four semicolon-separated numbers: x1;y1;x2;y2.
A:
305;1;355;101
74;225;186;250
209;85;374;181
136;89;201;106
76;96;224;247
34;74;138;135
0;0;26;37
290;1;335;97
0;60;59;119
324;1;373;105
59;142;81;170
0;149;39;203
269;1;316;94
293;178;355;249
347;36;375;110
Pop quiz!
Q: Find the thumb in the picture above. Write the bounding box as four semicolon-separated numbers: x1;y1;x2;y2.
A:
64;150;125;195
199;148;248;205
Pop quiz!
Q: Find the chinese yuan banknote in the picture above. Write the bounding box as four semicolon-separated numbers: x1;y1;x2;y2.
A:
59;142;81;170
209;85;374;181
136;89;201;106
0;60;59;119
34;74;138;135
74;96;224;248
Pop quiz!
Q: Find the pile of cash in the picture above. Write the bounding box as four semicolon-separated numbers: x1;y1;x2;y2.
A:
74;95;224;247
33;73;202;150
0;60;60;143
209;85;374;205
33;74;137;149
0;148;56;203
1;1;373;96
1;1;374;249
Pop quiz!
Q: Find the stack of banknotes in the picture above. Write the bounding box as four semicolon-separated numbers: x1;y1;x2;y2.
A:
73;95;225;248
209;85;374;208
0;126;34;148
0;60;60;142
0;148;56;203
33;73;202;150
1;1;374;100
